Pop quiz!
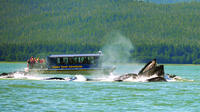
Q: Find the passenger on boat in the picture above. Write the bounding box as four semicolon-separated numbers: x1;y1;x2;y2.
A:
39;58;45;64
27;57;46;69
27;59;30;68
36;58;40;63
27;56;33;69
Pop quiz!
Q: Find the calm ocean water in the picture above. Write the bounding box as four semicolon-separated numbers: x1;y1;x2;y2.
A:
0;63;200;112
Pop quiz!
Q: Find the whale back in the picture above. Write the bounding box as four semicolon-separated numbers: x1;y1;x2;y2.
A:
114;73;138;82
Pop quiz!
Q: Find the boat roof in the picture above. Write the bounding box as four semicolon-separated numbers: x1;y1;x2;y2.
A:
48;53;103;58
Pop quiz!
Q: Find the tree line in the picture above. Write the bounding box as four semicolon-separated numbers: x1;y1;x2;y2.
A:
1;0;200;63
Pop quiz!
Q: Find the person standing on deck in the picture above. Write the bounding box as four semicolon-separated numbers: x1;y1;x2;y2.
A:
30;56;34;69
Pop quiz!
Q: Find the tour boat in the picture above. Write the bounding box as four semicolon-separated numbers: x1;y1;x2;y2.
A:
27;51;115;74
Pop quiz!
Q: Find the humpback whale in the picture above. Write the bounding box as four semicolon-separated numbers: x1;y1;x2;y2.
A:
114;59;167;82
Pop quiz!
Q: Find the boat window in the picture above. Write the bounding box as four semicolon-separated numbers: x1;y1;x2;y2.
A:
60;57;64;65
48;58;57;65
94;56;100;64
68;57;73;65
56;57;65;65
80;57;84;64
76;57;80;64
80;56;99;65
89;57;94;64
64;58;68;64
73;57;78;64
57;58;60;65
82;57;89;64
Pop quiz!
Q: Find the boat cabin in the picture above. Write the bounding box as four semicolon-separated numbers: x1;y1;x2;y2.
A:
47;53;103;70
27;52;115;74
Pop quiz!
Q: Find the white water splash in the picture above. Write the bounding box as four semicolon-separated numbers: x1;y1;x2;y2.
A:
73;75;87;82
12;72;45;80
1;69;189;82
98;73;119;82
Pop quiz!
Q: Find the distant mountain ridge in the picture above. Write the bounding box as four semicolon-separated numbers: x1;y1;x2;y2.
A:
1;0;200;64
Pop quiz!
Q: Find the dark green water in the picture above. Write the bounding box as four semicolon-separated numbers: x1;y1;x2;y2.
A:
0;63;200;112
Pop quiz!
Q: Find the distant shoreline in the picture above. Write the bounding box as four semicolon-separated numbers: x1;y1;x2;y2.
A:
163;64;200;66
0;61;26;63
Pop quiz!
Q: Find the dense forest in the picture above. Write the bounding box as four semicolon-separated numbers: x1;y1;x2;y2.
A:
1;0;200;64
